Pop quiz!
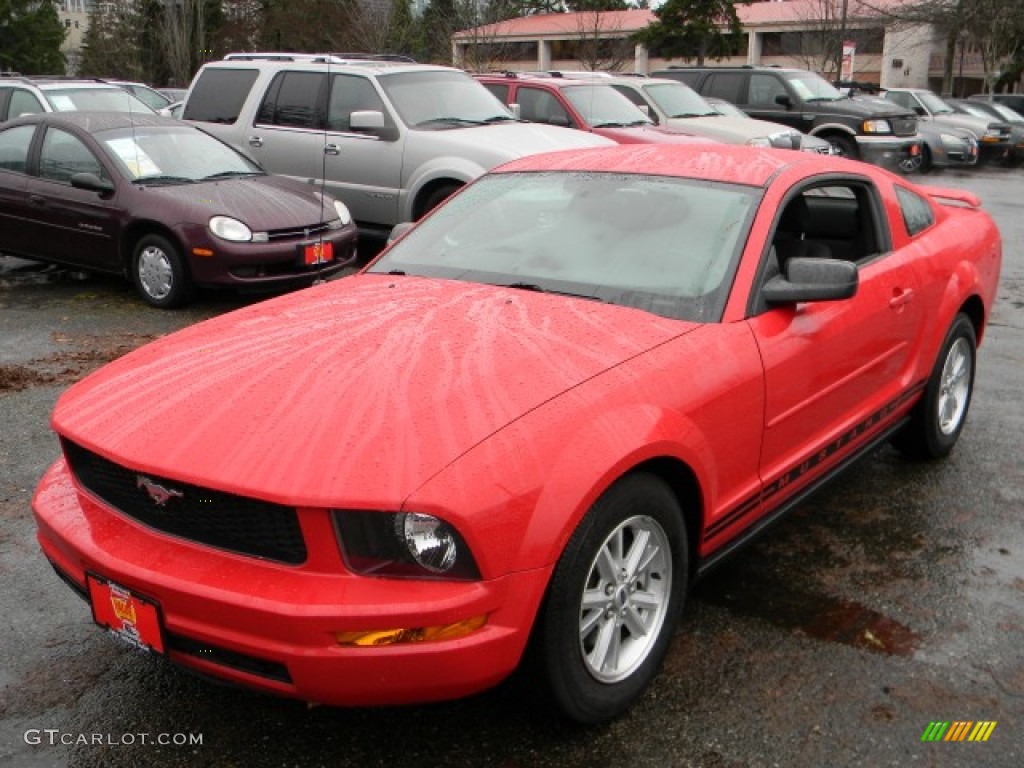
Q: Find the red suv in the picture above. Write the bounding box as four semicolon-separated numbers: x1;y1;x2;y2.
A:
476;73;713;145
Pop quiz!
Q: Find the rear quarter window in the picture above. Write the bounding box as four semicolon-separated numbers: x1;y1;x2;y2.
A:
895;186;935;236
182;68;259;124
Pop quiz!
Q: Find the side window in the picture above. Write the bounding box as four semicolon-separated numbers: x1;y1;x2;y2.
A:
612;85;646;109
9;89;44;119
181;68;258;124
482;83;509;103
894;186;935;236
327;74;384;132
39;128;104;184
0;124;35;174
257;71;327;129
516;87;570;127
702;73;746;104
749;74;789;107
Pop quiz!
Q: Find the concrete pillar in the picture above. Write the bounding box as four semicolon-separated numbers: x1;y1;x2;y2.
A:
539;40;552;71
748;31;762;66
635;44;649;75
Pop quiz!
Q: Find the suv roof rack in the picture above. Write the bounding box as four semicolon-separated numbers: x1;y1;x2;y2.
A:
223;52;416;64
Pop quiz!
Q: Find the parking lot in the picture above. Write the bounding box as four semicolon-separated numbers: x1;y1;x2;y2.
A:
1;163;1022;768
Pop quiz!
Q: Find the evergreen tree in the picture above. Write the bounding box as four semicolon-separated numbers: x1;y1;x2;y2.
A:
0;0;66;74
78;1;143;79
635;0;744;66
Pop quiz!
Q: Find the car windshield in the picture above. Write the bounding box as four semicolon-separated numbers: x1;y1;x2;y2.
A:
563;85;652;127
378;70;514;128
42;88;156;114
918;91;954;114
97;125;262;183
644;83;717;118
369;171;758;322
786;73;843;102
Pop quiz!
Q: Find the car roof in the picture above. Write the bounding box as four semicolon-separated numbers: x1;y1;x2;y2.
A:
5;111;187;133
477;74;615;91
492;143;844;187
206;53;455;77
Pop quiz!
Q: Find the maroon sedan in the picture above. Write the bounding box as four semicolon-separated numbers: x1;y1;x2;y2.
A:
0;112;357;307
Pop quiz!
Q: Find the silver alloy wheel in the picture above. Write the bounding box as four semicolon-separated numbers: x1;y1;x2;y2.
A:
937;337;972;435
137;245;174;300
578;514;672;683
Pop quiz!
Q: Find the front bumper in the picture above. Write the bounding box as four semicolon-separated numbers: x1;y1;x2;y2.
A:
179;224;358;291
33;459;549;706
855;134;921;170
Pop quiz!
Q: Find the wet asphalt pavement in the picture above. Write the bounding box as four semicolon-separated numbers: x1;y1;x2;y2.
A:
1;166;1022;768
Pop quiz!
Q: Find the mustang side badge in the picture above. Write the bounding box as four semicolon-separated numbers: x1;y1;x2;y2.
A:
136;475;183;506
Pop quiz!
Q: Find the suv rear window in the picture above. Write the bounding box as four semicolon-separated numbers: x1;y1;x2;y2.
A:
183;68;259;124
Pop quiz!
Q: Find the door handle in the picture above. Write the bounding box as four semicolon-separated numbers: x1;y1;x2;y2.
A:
28;194;45;207
247;136;263;147
324;144;340;156
889;287;914;309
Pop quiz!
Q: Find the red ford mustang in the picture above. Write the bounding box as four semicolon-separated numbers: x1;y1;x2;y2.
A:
33;144;1001;724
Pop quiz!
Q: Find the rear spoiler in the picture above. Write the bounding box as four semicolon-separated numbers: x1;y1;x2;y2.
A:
920;186;981;209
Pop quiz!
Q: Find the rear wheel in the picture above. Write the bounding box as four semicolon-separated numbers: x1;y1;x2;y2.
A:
416;183;461;220
892;313;976;459
528;473;688;724
132;234;191;309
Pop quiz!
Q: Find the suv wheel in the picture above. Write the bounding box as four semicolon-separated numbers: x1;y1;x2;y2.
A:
826;135;858;159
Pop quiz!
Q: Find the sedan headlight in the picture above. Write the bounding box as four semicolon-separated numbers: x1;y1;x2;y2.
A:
333;510;481;580
209;215;253;242
940;133;967;148
981;127;1004;142
333;199;352;226
862;119;892;134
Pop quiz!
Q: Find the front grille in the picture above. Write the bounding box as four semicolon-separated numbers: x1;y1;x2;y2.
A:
62;439;307;564
266;220;333;241
891;116;917;137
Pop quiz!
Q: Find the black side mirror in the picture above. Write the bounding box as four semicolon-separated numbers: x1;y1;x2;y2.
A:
70;172;115;195
774;94;793;108
763;257;858;304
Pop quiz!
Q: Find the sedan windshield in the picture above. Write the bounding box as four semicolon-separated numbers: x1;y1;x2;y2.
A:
644;83;717;118
43;88;156;114
370;171;758;322
379;70;515;128
97;126;262;183
918;91;955;115
563;85;652;127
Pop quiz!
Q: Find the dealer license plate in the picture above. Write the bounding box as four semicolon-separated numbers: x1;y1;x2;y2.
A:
301;241;334;266
87;574;165;654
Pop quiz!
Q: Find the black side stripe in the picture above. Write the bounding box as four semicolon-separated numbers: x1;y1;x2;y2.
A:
703;381;926;543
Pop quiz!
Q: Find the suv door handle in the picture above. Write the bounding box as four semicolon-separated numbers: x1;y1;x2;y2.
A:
324;144;340;156
28;194;46;207
247;136;263;147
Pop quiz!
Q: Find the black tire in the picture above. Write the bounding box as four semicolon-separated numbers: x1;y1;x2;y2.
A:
892;313;976;459
827;134;858;160
417;183;461;220
131;234;191;309
528;473;688;724
919;144;933;173
899;145;929;174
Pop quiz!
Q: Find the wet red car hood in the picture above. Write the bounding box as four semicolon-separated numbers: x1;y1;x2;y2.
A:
53;274;693;506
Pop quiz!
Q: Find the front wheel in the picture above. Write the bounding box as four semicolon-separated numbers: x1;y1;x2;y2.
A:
528;473;688;724
132;234;191;309
416;183;461;220
826;134;858;159
892;313;976;459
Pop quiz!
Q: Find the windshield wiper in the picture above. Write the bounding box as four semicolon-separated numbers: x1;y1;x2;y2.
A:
501;282;604;302
202;170;262;180
670;112;714;118
132;175;195;186
805;96;841;103
414;117;487;128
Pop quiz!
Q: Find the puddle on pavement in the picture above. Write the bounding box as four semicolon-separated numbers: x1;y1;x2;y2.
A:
698;576;919;657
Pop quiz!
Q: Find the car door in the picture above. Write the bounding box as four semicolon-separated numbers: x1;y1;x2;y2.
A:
23;125;122;269
319;73;403;228
0;123;36;256
743;73;807;132
246;70;325;185
746;179;925;503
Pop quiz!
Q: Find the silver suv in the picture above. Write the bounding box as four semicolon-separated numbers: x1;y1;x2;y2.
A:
0;77;155;121
181;53;613;235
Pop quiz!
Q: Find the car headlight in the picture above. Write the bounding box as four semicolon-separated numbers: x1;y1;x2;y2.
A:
746;136;772;147
862;119;892;134
940;133;967;148
981;127;1003;142
333;510;481;580
209;215;253;242
333;199;352;226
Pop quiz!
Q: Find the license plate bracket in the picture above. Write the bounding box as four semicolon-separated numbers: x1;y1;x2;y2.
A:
299;240;334;266
87;573;165;654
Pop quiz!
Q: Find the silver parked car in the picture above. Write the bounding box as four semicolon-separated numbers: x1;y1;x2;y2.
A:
181;53;613;236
